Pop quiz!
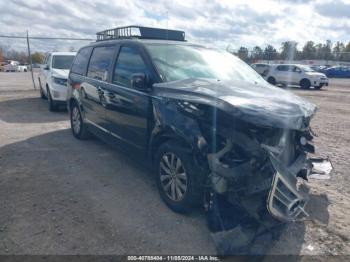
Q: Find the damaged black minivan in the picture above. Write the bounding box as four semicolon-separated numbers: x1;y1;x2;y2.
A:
67;26;320;251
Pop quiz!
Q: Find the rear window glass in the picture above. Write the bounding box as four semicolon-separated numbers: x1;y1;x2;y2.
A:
71;47;92;75
87;46;116;81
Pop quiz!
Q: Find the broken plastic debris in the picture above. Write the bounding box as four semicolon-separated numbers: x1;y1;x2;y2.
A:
309;158;333;180
306;244;314;251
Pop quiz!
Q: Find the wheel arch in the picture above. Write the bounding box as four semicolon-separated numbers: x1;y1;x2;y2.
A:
149;130;193;166
300;78;311;84
68;97;87;119
148;100;211;171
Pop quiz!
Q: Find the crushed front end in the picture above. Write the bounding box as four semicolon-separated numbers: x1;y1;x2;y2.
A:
203;118;318;254
152;78;330;254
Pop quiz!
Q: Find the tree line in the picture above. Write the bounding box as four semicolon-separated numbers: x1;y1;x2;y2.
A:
2;40;350;65
235;40;350;63
0;46;46;64
0;44;74;65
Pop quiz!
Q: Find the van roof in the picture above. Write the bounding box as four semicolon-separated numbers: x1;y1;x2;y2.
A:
86;38;204;50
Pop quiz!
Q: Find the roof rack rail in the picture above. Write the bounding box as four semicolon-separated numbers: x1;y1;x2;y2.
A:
96;26;185;42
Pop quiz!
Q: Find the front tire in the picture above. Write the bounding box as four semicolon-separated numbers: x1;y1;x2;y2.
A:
70;102;90;140
267;77;276;85
155;142;204;213
300;79;311;89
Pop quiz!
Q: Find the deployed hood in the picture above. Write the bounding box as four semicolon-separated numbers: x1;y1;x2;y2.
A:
51;68;69;79
153;78;317;130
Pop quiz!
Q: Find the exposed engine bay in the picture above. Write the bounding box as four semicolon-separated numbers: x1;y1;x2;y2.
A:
204;120;332;254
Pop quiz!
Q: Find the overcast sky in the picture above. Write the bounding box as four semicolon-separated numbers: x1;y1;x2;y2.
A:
0;0;349;52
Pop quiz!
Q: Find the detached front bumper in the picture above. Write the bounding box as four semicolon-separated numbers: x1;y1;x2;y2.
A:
206;137;325;224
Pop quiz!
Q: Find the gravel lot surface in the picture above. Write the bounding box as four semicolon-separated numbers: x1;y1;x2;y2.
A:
0;72;349;258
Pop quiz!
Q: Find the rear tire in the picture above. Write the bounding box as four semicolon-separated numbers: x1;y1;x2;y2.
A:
267;77;276;85
70;102;90;140
300;79;311;89
155;141;205;213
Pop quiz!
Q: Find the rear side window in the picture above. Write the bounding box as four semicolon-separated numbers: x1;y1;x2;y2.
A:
71;47;92;75
113;46;149;88
276;65;289;71
87;46;116;81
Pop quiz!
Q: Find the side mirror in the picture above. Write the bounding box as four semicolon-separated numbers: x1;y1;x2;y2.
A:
44;65;49;70
131;73;148;91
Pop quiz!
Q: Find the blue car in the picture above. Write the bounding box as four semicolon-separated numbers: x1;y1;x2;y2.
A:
325;66;350;78
310;65;328;74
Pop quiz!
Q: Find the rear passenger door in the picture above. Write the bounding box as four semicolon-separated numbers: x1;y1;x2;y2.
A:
275;65;289;83
81;45;117;129
104;45;153;149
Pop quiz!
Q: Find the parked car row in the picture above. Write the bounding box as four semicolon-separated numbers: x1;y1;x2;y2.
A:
252;63;350;86
0;60;29;72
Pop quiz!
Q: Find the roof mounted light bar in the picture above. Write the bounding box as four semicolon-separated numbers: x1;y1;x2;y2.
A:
96;26;185;42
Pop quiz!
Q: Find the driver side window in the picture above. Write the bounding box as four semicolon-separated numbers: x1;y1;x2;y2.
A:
113;46;149;88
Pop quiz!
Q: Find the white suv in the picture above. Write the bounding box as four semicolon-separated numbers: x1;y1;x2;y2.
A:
39;52;76;111
265;64;329;89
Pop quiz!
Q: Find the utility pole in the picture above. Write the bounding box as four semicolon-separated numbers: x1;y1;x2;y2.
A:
26;30;36;90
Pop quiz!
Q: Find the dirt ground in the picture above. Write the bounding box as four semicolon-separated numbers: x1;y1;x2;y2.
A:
0;72;349;258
